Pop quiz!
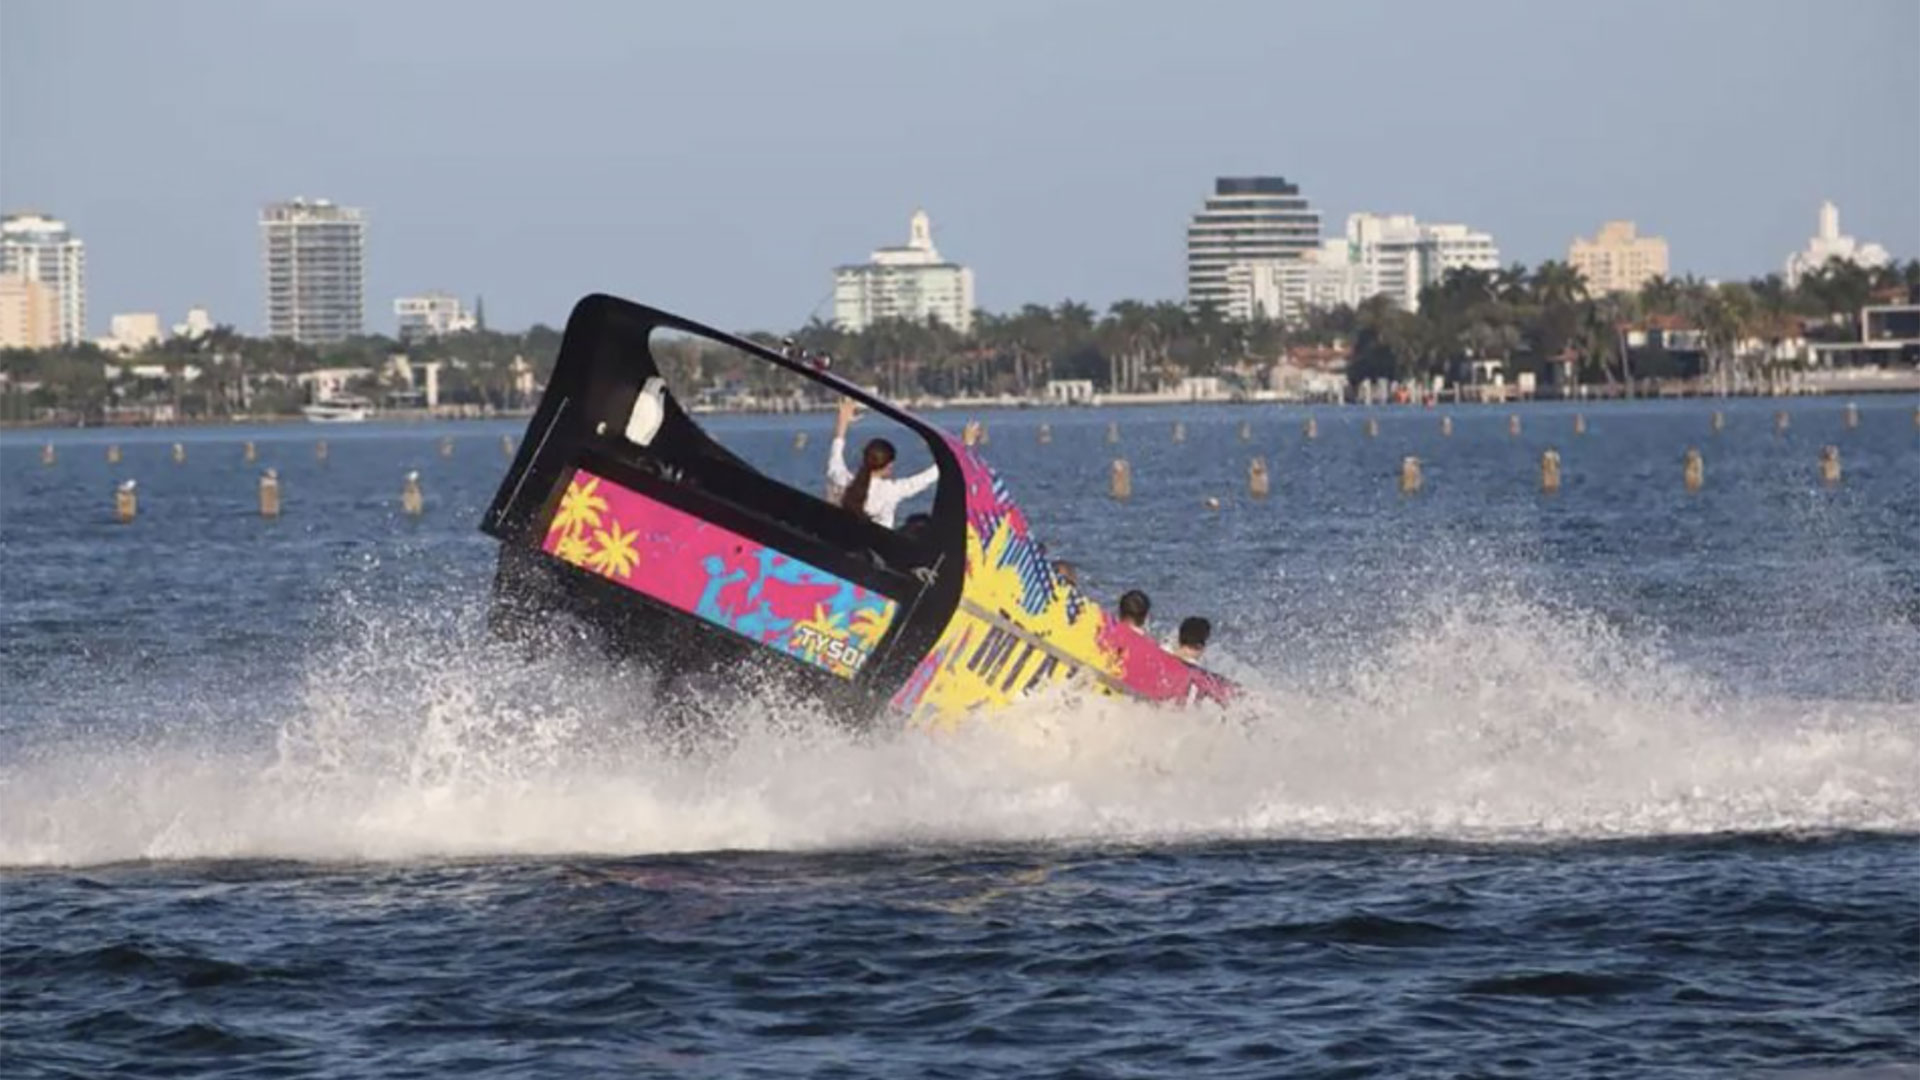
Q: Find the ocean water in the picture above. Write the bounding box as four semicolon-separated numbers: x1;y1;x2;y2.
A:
1;398;1916;1078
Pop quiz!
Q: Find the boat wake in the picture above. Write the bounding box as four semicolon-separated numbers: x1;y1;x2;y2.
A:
2;587;1915;868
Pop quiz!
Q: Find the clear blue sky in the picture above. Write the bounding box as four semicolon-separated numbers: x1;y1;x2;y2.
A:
3;0;1915;336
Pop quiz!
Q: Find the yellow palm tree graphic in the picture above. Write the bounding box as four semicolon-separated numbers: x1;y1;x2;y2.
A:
554;531;593;567
850;606;891;650
550;476;607;537
585;520;641;579
794;605;849;666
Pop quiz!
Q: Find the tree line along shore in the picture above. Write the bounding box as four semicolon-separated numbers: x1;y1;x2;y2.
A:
4;257;1915;427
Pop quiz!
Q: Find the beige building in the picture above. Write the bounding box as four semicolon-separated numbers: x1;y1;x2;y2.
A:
0;274;60;349
0;213;86;343
99;312;165;353
1569;221;1669;295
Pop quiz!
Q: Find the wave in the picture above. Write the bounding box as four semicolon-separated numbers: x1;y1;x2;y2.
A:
2;587;1915;868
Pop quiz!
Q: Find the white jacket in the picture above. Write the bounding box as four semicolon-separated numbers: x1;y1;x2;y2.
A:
827;436;939;528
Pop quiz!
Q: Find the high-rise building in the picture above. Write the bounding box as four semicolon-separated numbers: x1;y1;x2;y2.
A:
1568;221;1669;295
833;210;975;334
1224;214;1500;323
1226;240;1369;323
0;212;87;344
395;292;478;341
0;274;60;349
1342;213;1501;312
261;198;366;344
1419;222;1503;285
1784;201;1890;287
1186;177;1322;312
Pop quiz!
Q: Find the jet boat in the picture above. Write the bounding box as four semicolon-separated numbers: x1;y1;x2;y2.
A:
481;295;1234;726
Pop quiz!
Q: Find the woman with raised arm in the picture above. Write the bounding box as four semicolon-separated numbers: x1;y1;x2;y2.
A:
827;399;978;527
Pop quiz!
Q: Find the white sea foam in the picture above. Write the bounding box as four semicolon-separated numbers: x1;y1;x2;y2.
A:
2;589;1915;868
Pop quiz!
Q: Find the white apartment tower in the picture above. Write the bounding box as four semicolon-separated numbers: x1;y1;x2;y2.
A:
1224;213;1500;323
262;198;366;344
1187;177;1322;312
1784;201;1890;288
833;210;975;334
0;212;87;344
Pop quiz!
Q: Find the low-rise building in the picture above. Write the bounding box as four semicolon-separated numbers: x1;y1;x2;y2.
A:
1044;378;1094;404
99;312;164;353
1810;304;1920;368
395;292;478;340
173;306;215;340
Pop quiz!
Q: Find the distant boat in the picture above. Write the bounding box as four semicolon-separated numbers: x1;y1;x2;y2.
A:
301;396;373;423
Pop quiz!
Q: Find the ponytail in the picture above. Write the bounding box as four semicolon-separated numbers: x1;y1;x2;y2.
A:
841;438;896;517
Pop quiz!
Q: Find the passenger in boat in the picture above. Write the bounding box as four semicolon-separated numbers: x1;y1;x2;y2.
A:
829;400;938;528
1173;617;1211;664
1117;589;1151;630
828;401;981;527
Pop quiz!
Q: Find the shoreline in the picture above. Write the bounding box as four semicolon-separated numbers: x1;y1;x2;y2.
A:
3;384;1916;434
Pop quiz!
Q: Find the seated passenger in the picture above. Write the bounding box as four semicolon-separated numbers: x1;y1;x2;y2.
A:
899;513;933;543
1173;617;1211;664
828;400;937;528
1117;589;1151;631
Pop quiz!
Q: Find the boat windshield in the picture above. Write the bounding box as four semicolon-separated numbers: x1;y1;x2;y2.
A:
646;327;940;525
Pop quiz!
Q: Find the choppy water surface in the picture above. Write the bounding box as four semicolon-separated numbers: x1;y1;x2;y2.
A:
2;398;1917;1078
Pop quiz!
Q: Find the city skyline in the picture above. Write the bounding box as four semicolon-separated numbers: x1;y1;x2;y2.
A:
2;0;1914;336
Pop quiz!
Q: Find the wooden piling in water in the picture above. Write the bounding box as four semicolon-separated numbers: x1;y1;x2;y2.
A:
402;470;425;515
1238;420;1251;442
114;480;137;523
501;435;515;457
1303;416;1318;441
1109;459;1132;500
793;431;808;451
1683;448;1704;493
1248;457;1270;499
1711;410;1725;435
1541;449;1562;494
1843;403;1859;430
107;444;121;464
259;469;281;518
171;443;186;464
40;443;55;465
1573;414;1587;436
1440;416;1453;437
1399;456;1422;494
1819;445;1841;486
1365;417;1379;438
